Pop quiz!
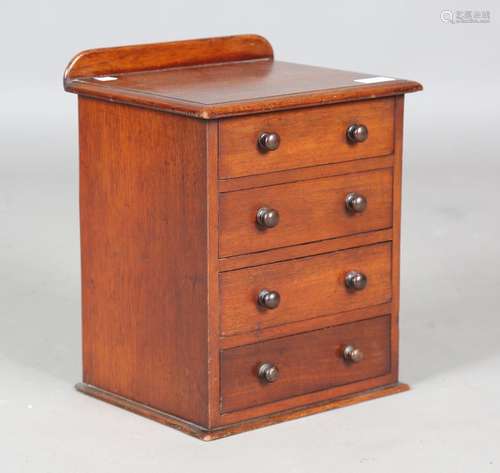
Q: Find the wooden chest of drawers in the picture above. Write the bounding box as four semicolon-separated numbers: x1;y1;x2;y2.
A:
64;35;422;440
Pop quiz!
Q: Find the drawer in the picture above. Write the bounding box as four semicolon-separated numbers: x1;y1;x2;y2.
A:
220;242;391;336
219;98;394;179
221;315;391;413
219;168;392;258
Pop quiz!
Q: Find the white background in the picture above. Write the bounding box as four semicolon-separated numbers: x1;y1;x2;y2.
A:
1;1;499;471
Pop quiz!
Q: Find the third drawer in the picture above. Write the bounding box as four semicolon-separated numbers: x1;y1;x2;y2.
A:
219;167;393;258
220;242;391;336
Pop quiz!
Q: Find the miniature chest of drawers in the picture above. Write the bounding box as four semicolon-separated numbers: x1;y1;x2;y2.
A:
64;35;422;440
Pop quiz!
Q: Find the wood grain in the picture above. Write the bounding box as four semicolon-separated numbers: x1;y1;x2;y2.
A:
218;154;394;193
391;95;405;380
66;35;422;438
219;168;393;258
218;371;398;425
220;242;391;336
219;98;394;178
79;97;209;426
218;228;392;272
220;303;392;349
221;316;390;412
206;121;220;430
212;382;409;439
76;381;409;441
65;34;273;79
65;58;422;119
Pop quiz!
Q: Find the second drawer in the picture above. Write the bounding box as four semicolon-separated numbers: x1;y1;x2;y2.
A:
219;167;393;258
220;242;391;336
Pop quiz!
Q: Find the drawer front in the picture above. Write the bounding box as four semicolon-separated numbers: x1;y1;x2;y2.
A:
221;316;391;413
219;98;394;179
219;168;392;258
220;242;391;336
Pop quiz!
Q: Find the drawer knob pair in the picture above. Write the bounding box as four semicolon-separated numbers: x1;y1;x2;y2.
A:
257;346;363;384
256;193;365;230
258;271;365;310
343;345;364;363
256;193;366;230
258;132;280;152
346;124;368;143
258;363;280;383
259;126;368;149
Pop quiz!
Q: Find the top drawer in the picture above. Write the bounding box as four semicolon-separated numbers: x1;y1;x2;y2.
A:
219;98;394;179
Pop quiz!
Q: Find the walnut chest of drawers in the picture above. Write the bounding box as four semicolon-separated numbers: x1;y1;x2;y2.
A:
64;34;422;440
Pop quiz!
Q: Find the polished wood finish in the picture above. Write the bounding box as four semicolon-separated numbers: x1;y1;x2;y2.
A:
66;35;421;439
64;36;422;118
79;97;210;425
219;98;394;178
220;243;391;336
221;316;390;412
218;228;392;272
218;154;393;193
219;168;393;257
220;303;392;349
65;65;421;118
390;95;405;380
76;381;409;441
206;121;221;429
65;34;273;79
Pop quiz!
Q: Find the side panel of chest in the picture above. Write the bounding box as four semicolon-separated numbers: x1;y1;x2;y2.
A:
78;97;210;426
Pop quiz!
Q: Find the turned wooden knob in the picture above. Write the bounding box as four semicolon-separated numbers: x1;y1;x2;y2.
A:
343;345;364;363
258;132;280;151
345;192;368;213
345;271;368;290
258;363;280;382
258;289;281;309
346;124;368;143
256;207;280;228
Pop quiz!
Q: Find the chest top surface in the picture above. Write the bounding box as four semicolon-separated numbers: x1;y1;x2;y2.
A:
64;34;422;119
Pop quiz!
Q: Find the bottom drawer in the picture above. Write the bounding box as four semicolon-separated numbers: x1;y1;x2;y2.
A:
220;316;391;413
